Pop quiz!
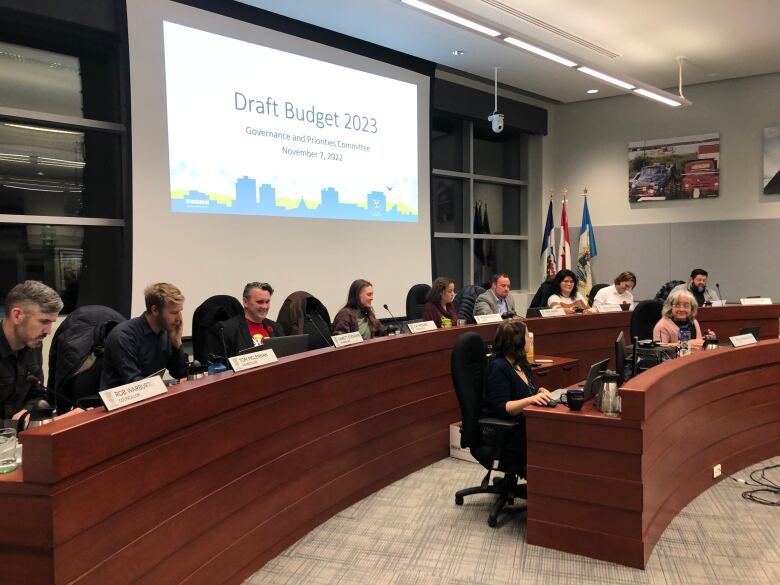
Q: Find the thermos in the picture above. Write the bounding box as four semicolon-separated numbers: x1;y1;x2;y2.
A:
599;370;621;417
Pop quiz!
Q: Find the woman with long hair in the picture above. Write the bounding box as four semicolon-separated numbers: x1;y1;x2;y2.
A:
421;276;458;328
547;269;593;314
331;279;384;339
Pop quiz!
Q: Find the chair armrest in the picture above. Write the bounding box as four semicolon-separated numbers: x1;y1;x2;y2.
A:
478;417;518;431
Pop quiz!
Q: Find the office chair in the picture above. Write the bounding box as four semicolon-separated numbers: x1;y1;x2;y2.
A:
276;291;333;349
630;299;663;340
527;278;556;312
191;295;243;363
588;283;609;307
453;285;485;324
451;332;525;527
654;280;685;303
405;283;431;320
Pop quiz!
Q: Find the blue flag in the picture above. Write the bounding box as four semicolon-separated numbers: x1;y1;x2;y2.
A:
577;197;597;295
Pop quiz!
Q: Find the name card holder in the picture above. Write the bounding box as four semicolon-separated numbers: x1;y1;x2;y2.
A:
740;298;772;305
99;376;168;412
331;331;364;348
709;300;726;307
540;308;566;317
474;314;502;324
407;320;437;333
595;304;622;313
729;333;758;347
228;349;278;372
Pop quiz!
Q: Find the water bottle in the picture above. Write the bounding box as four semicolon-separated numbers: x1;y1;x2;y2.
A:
526;332;534;362
208;361;228;375
677;328;691;356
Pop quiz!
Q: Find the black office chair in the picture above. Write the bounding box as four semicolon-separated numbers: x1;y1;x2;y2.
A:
47;305;126;413
451;332;524;527
588;283;609;307
630;299;663;341
453;285;485;324
191;295;243;363
405;283;431;320
654;280;685;303
276;291;333;350
527;279;556;315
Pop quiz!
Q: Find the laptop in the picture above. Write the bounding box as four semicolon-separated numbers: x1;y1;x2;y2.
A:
738;326;760;339
581;358;610;401
237;334;310;358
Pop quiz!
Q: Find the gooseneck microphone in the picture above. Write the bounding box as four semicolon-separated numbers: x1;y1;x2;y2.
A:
305;313;334;347
716;283;722;302
26;374;81;412
383;304;403;333
217;323;230;367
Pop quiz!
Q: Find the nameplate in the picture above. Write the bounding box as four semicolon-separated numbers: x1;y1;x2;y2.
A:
331;331;364;348
729;333;757;347
474;314;502;324
740;297;772;305
540;308;566;317
595;304;622;313
228;349;278;372
709;300;726;307
407;321;437;333
99;376;167;412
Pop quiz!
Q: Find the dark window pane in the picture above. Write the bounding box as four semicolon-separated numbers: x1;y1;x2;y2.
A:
432;114;465;172
0;224;126;315
433;238;467;289
0;122;122;218
0;41;83;117
432;177;468;233
473;123;526;180
474;238;526;290
474;183;526;236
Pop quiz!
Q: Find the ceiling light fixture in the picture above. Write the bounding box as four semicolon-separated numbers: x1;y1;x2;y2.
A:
586;89;599;94
503;37;576;67
401;0;501;37
5;123;82;135
633;88;682;107
577;67;635;90
452;49;465;56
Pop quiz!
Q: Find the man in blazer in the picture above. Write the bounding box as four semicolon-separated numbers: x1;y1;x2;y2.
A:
216;282;285;358
474;273;516;316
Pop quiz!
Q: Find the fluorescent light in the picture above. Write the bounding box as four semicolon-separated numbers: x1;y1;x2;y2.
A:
577;67;635;90
401;0;501;37
504;37;577;67
634;88;683;107
586;89;599;94
4;123;82;135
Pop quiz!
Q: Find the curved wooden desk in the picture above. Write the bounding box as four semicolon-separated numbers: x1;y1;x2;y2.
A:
525;338;780;568
0;305;777;583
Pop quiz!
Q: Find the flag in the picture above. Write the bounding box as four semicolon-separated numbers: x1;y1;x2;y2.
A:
576;197;598;297
482;203;494;278
556;200;571;272
473;202;484;265
540;199;557;279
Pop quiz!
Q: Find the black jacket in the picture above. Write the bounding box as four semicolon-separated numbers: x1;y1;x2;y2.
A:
212;313;285;358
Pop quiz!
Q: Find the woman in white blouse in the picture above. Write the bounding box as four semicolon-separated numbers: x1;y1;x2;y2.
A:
592;271;636;309
547;269;594;314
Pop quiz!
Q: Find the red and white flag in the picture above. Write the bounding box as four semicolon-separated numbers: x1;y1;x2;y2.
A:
556;200;571;271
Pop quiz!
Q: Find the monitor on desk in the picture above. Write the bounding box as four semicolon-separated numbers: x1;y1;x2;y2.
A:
739;326;760;339
582;358;610;402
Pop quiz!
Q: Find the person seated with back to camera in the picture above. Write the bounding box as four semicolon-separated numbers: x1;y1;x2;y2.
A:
653;289;715;348
592;271;636;309
421;277;458;328
547;269;594;314
481;320;553;477
331;279;385;340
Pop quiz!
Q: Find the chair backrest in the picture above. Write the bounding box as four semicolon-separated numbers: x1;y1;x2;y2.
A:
405;283;431;320
454;285;486;323
191;295;243;363
630;299;663;340
528;279;556;309
654;280;685;302
450;332;487;449
588;283;609;307
277;291;332;339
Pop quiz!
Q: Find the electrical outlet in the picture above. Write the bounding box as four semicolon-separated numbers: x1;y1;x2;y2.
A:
713;464;722;478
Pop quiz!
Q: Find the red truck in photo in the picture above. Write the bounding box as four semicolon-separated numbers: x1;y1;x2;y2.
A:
681;158;719;197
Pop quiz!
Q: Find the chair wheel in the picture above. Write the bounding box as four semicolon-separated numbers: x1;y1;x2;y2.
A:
488;516;497;527
455;495;464;505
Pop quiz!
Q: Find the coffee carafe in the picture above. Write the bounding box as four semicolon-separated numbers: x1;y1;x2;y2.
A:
17;399;55;433
599;370;621;417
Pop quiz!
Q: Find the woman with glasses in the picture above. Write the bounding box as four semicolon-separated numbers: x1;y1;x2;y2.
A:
653;289;714;347
547;269;593;314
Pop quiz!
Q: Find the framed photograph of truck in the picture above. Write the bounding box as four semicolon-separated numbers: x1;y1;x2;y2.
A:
763;126;780;195
628;133;719;203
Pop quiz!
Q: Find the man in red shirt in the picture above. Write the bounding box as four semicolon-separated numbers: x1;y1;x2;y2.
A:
217;282;285;357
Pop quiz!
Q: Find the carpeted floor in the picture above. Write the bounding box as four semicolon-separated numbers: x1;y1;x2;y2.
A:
244;456;779;585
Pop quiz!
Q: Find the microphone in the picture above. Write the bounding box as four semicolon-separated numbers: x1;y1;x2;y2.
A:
216;323;231;368
26;374;81;412
305;313;334;347
716;283;722;302
382;304;402;334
